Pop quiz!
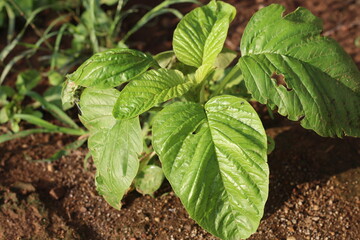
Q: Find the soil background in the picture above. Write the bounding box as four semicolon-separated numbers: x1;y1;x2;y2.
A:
0;0;360;239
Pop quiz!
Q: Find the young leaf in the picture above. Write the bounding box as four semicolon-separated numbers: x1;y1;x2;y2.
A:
173;0;236;67
153;95;268;240
134;165;165;196
239;4;360;137
67;48;157;88
113;68;193;120
79;88;120;131
88;118;143;209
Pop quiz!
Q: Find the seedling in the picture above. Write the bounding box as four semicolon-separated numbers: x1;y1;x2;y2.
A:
64;1;360;239
0;0;197;161
0;69;85;147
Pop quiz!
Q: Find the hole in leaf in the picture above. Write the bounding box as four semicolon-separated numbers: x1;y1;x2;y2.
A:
271;72;292;91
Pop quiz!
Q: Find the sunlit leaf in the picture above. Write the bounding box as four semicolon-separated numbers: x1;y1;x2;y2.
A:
67;48;157;88
173;0;236;67
88;118;142;209
153;95;268;239
239;4;360;137
113;68;193;119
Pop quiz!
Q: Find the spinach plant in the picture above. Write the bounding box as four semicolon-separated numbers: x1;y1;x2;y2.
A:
64;1;360;239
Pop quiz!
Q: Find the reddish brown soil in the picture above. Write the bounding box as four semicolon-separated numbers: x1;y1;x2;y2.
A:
1;0;360;239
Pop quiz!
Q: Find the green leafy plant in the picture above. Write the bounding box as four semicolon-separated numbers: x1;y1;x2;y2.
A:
0;69;85;146
0;0;197;161
1;0;198;84
64;1;360;239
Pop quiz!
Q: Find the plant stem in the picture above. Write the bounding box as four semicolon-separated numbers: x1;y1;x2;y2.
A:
13;114;86;136
212;65;243;97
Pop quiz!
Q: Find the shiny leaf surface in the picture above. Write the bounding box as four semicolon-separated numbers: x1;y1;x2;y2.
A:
68;48;156;88
173;1;235;67
113;69;193;119
134;165;165;196
79;88;119;131
153;95;268;239
239;4;360;137
88;118;142;209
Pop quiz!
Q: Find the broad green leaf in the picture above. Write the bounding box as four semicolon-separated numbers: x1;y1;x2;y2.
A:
16;70;41;95
153;95;268;240
134;165;165;196
80;88;120;131
88;118;142;209
239;4;360;137
67;48;156;88
173;0;236;67
113;69;193;120
155;48;237;70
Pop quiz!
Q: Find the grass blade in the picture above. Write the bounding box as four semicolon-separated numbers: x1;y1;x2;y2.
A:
26;91;79;129
51;23;70;70
0;31;58;84
13;114;85;135
0;128;53;144
88;0;99;53
0;5;49;62
4;2;15;43
109;0;125;39
121;0;199;43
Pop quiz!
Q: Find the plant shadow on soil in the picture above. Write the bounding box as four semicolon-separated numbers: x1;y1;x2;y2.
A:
264;120;360;218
